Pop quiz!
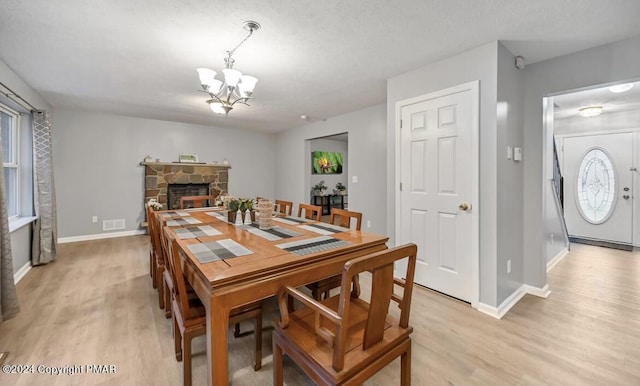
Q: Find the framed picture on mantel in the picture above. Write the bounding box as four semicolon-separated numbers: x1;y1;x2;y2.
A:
178;153;199;163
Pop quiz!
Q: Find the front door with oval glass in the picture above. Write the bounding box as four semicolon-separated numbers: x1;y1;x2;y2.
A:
563;132;633;245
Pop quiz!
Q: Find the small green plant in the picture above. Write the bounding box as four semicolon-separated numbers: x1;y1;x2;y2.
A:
239;198;254;212
312;180;328;193
335;182;346;192
227;199;240;212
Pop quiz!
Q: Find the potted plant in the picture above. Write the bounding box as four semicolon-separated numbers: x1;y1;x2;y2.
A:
227;199;240;223
312;180;328;196
335;182;346;195
239;198;255;223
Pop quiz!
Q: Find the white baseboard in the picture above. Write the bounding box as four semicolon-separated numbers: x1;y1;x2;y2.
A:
58;230;147;244
477;284;551;319
547;247;569;272
14;261;31;284
523;284;551;298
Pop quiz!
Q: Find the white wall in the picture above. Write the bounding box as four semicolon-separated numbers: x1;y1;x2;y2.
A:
275;104;386;235
523;34;640;288
309;137;348;198
52;109;277;238
496;43;525;304
387;42;501;307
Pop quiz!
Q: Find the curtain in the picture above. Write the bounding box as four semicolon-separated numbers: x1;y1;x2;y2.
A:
31;111;57;265
0;118;19;322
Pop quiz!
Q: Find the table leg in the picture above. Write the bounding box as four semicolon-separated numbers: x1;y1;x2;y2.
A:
207;296;230;386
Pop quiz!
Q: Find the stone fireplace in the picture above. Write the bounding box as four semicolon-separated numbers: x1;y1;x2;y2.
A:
143;162;230;210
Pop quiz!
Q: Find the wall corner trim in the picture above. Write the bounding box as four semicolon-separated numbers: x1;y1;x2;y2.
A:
477;284;551;319
58;230;147;244
13;261;31;284
547;247;569;272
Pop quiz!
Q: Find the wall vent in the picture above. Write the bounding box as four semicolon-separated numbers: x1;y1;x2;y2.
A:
103;219;126;231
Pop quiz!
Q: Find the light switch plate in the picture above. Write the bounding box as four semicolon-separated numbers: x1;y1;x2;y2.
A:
514;147;522;161
352;176;358;183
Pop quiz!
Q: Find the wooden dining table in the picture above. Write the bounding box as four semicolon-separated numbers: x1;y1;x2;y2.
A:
158;207;388;385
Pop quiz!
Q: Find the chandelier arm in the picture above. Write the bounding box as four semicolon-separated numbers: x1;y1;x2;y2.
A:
228;98;251;107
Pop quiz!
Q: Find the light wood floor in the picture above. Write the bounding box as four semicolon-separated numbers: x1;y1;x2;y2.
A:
0;237;638;385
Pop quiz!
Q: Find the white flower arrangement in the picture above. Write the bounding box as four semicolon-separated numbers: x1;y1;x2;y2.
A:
147;198;163;210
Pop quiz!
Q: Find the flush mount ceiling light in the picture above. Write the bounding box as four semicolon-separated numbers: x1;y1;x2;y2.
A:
196;21;261;116
578;106;603;117
608;83;634;93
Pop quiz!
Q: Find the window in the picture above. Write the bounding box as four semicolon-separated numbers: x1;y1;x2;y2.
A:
576;147;616;224
1;104;20;219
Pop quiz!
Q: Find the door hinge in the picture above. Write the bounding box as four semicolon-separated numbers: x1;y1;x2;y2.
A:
400;182;403;191
400;119;403;128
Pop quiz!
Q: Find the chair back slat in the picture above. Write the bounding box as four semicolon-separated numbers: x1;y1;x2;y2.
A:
363;263;394;349
332;243;417;371
329;208;362;230
169;235;194;320
275;200;293;216
298;203;322;221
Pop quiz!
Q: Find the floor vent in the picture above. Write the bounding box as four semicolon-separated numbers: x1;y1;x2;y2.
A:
103;219;126;231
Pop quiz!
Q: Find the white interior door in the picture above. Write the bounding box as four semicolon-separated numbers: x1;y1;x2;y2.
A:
397;82;478;303
563;132;633;244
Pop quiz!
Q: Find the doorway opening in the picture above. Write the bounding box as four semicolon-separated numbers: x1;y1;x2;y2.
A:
544;79;640;257
306;133;349;222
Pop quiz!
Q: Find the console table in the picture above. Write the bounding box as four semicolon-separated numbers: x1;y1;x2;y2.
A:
312;194;348;215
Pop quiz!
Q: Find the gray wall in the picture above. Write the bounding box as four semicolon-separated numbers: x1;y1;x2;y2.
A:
495;43;525;304
52;109;276;238
309;137;348;198
386;42;501;307
275;104;386;235
523;34;640;289
10;225;31;275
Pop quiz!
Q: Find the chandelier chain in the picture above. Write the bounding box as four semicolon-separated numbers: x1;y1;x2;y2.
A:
226;29;255;63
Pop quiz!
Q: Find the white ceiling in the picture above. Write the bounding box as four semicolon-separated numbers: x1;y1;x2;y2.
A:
553;81;640;120
2;0;640;133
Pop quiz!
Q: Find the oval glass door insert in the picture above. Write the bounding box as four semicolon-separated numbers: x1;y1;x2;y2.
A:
576;147;617;224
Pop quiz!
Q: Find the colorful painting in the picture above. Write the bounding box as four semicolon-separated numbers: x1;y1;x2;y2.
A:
312;151;343;174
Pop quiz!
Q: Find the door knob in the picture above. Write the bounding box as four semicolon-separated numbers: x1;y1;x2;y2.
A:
458;202;471;211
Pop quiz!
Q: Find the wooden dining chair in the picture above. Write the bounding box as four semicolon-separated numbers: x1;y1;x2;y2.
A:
297;203;322;221
179;195;215;209
305;208;364;301
275;199;293;216
329;208;362;230
167;235;263;386
147;206;169;311
273;243;417;386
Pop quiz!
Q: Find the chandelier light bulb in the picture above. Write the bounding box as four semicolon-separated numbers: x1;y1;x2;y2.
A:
196;68;217;88
209;102;226;115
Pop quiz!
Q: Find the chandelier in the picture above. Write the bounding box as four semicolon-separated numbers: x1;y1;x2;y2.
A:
196;21;260;116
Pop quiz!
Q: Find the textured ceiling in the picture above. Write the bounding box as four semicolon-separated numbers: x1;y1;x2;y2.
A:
554;81;640;120
1;0;640;132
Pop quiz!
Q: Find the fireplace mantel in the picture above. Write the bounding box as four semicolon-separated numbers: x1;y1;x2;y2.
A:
140;161;231;168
